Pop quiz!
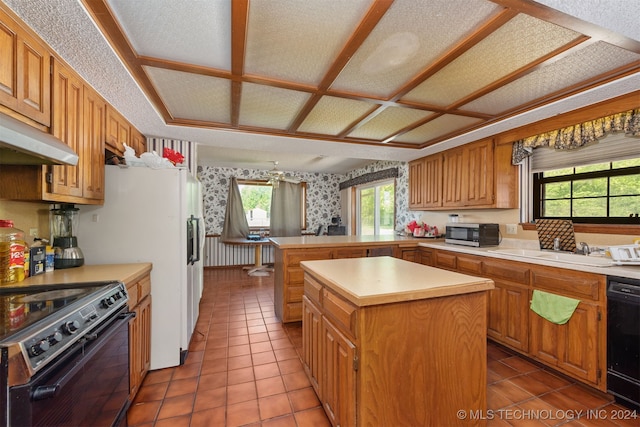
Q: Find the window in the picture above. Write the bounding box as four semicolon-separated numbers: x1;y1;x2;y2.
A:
238;180;307;229
533;159;640;224
356;180;395;235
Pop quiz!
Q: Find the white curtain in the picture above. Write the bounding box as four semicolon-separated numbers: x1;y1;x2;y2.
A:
221;177;250;241
270;181;301;237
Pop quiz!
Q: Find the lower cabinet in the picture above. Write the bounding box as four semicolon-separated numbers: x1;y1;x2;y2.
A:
431;248;606;391
529;292;600;385
126;273;152;400
302;295;322;395
321;316;356;427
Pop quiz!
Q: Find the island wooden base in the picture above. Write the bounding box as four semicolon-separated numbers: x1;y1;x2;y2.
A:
302;267;489;427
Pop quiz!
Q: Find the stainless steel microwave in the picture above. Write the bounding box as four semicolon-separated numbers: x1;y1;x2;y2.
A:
445;223;500;247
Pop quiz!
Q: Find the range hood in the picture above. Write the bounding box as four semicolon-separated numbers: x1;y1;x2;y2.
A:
0;112;79;166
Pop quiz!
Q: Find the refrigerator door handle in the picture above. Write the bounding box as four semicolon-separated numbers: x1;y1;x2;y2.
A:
193;216;201;264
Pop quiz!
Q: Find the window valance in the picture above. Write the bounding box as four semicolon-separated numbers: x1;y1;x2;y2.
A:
512;108;640;165
339;168;398;190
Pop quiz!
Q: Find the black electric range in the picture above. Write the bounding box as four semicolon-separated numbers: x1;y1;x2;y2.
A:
0;280;131;427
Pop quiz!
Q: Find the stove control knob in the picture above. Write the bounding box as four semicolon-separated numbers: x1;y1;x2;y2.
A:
48;332;63;345
28;340;50;357
62;320;80;334
102;296;116;308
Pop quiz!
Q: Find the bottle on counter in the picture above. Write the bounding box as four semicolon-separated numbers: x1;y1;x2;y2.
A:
0;220;26;284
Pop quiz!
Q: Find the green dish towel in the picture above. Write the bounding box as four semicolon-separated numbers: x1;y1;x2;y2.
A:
530;290;580;325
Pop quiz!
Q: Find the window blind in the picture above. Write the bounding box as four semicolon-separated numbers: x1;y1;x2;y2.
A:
531;133;640;172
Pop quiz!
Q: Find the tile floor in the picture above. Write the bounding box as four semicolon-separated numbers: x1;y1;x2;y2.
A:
127;268;638;427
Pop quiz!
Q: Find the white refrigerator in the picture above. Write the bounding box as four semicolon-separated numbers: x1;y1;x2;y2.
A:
78;165;204;370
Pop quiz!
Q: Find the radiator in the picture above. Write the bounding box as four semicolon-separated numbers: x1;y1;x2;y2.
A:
203;235;274;267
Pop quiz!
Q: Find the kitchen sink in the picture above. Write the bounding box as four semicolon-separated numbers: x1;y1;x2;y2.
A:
488;248;614;267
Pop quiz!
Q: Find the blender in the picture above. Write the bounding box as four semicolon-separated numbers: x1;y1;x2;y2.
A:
50;204;84;269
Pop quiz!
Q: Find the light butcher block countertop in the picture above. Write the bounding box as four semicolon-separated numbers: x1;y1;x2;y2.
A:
14;263;152;288
300;256;494;307
269;234;418;249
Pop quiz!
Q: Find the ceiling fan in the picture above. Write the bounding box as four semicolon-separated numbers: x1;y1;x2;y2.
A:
264;161;300;188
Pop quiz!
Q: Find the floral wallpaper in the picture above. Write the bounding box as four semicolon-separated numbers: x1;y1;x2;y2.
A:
197;166;343;235
197;159;417;236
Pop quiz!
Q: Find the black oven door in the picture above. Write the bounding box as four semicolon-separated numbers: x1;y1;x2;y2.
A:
9;308;133;427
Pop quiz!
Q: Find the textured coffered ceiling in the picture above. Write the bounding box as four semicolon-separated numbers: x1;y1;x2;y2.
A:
3;0;639;173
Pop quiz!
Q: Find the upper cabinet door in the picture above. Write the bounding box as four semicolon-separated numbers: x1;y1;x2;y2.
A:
50;59;83;198
0;7;50;126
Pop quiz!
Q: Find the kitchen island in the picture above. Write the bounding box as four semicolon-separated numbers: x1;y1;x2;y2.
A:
300;256;494;427
269;234;425;322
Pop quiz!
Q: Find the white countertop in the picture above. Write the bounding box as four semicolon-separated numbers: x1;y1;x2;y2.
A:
420;241;640;280
300;256;494;307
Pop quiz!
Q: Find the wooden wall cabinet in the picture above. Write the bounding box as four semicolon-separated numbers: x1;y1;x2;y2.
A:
106;105;130;156
0;7;50;127
408;154;442;209
0;7;149;205
50;59;84;199
126;272;152;400
0;59;106;204
409;138;518;210
429;248;606;391
130;127;147;156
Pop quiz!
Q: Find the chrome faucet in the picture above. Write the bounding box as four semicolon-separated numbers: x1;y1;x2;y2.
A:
553;237;561;251
578;242;590;255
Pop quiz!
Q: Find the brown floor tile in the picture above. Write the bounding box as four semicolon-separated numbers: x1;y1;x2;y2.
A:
226;399;261;427
164;377;198;399
156;393;195;420
142;368;173;385
227;366;255;385
501;355;542;374
492;379;535;404
278;357;304;374
294;407;332;427
127;400;162;425
193;386;226;412
261;414;297;427
227;381;258;404
526;370;574;390
256;375;286;398
510;374;555;397
282;370;312;392
488;360;521;381
197;371;227;391
539;390;589;413
560;384;614;409
171;362;200;380
189;406;226;427
252;350;277;365
259;393;293;420
251;341;273;353
289;387;322;412
254;362;281;380
228;354;253;370
153;414;191;427
134;381;169;403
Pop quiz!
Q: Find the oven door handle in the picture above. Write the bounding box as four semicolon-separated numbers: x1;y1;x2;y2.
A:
30;311;135;401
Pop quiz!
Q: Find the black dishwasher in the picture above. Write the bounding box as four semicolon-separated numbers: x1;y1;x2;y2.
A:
607;275;640;409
